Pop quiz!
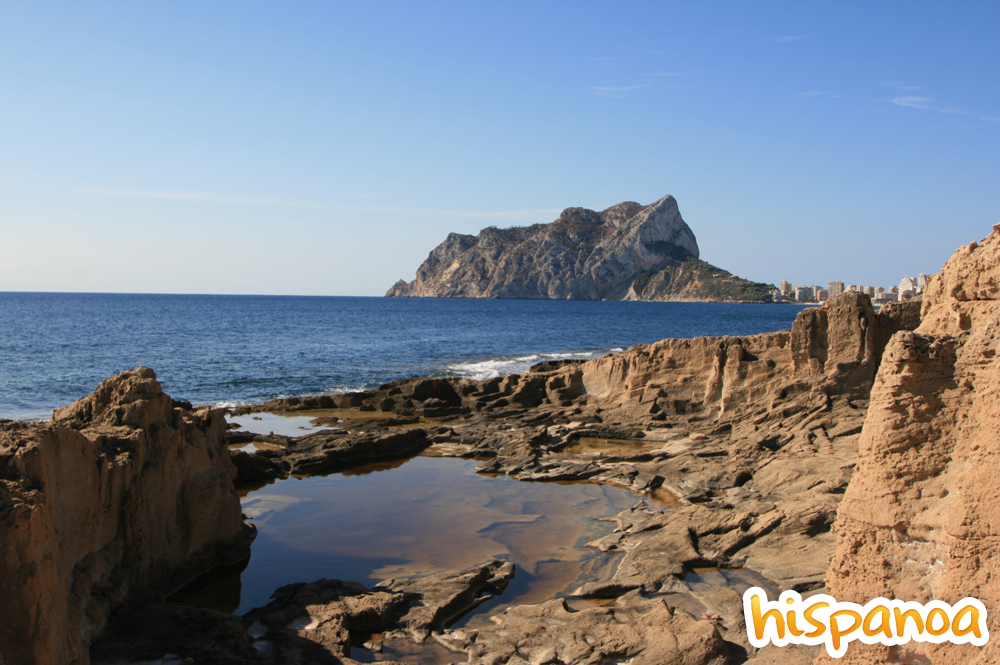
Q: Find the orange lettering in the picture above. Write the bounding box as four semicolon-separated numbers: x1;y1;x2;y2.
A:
830;609;862;651
953;605;983;639
804;601;829;638
894;607;924;635
863;605;893;639
750;595;786;640
785;598;804;637
926;607;950;636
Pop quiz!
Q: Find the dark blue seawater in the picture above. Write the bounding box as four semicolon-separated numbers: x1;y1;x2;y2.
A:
0;293;808;421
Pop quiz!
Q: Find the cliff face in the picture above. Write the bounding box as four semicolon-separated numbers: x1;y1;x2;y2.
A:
0;368;252;665
821;226;1000;665
573;292;918;422
386;195;772;302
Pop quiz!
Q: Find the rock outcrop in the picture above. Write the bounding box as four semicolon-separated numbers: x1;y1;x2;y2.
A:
233;294;922;663
440;593;730;665
820;226;1000;664
0;368;253;665
386;195;774;302
230;427;433;484
91;561;516;665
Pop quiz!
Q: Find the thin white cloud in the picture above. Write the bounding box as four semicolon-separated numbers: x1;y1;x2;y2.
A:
591;84;651;92
75;188;560;222
76;188;327;208
774;35;809;42
892;96;934;109
589;84;652;98
891;96;998;123
354;205;562;221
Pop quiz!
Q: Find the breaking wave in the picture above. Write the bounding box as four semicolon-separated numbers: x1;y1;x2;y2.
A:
441;349;620;381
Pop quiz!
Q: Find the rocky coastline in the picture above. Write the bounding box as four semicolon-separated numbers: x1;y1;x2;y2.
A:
5;226;1000;664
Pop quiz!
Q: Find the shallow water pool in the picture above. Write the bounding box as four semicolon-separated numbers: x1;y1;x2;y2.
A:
178;453;652;620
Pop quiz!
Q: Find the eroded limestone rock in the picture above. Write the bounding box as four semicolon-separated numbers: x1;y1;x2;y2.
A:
438;593;730;665
820;225;1000;665
225;292;920;664
0;367;253;665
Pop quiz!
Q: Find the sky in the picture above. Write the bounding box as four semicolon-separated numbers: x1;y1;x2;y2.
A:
2;1;998;296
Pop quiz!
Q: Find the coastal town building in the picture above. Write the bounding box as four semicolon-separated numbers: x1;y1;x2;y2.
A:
776;273;929;305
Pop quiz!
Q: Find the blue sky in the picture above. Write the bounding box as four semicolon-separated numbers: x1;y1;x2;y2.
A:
2;1;998;295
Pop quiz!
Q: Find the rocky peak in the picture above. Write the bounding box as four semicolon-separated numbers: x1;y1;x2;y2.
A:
52;366;172;430
386;194;712;300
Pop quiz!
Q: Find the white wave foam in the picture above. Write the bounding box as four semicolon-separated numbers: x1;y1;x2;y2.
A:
443;350;613;381
212;399;252;409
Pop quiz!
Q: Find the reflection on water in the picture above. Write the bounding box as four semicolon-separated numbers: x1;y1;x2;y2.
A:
350;637;462;664
189;455;650;616
558;436;661;456
685;566;782;600
228;411;335;438
227;409;423;440
647;486;684;509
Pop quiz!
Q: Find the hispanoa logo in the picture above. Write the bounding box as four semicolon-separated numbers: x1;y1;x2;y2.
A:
743;587;989;659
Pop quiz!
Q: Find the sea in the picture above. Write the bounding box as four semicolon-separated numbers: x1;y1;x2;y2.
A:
0;292;809;421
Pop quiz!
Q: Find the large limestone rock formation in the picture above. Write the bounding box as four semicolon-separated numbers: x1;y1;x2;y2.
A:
0;368;252;665
820;226;1000;664
386;195;774;302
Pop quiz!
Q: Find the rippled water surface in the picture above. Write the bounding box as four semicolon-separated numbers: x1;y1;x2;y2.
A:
0;292;806;420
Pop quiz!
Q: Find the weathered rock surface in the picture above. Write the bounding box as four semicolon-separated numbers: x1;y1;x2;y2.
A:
0;367;253;665
820;226;1000;664
236;428;432;483
6;289;933;665
232;293;921;663
386;195;774;302
92;561;515;665
439;592;730;665
376;560;516;637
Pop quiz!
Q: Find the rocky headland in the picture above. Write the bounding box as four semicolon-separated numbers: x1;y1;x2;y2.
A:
386;195;775;302
9;225;1000;664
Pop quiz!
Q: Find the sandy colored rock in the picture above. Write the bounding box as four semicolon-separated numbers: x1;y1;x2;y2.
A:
250;428;432;478
439;593;729;665
229;292;920;664
820;226;1000;664
0;367;252;665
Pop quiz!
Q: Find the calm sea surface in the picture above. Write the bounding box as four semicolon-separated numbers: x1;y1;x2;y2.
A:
0;292;808;420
